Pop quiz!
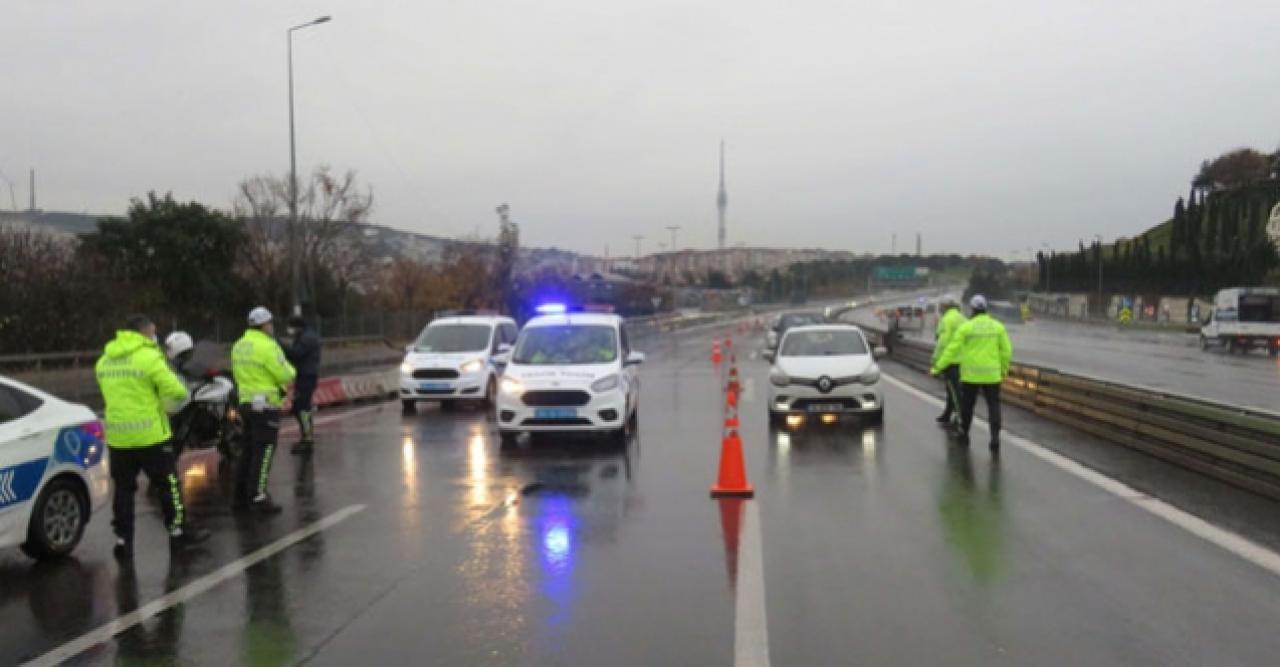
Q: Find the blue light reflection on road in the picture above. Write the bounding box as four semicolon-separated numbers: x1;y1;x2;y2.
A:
536;495;577;627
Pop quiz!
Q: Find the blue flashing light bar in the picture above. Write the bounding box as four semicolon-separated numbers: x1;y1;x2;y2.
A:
536;303;568;315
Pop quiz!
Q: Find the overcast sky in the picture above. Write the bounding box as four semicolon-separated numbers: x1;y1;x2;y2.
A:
3;1;1278;258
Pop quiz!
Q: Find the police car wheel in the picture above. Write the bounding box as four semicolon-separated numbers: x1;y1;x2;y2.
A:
21;478;87;561
499;431;520;449
401;399;417;415
865;408;884;425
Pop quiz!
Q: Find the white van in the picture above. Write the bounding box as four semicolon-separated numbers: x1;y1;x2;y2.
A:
1200;288;1280;356
399;313;519;413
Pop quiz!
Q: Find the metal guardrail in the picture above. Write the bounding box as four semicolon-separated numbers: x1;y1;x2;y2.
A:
0;335;392;373
864;325;1280;501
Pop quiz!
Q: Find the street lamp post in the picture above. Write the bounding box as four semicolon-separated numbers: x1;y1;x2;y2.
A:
287;15;331;317
666;225;681;252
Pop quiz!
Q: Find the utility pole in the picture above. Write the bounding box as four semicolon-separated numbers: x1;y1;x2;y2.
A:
632;235;644;258
891;233;897;255
717;141;727;250
915;233;922;256
666;225;681;251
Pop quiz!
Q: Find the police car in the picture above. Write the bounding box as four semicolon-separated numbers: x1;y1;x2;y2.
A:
495;305;644;446
400;313;519;414
0;375;110;560
765;324;885;427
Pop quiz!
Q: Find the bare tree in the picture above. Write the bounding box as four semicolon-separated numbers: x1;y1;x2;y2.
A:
234;166;374;314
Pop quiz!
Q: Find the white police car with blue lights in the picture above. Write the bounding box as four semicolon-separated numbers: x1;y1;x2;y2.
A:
495;305;644;445
400;313;519;414
765;325;885;427
0;375;110;560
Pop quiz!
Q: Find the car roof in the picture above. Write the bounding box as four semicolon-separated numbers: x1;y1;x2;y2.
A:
523;312;622;329
0;374;68;405
426;315;515;326
782;324;864;335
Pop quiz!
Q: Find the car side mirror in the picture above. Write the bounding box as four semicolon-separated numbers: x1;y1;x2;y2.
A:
625;351;646;366
762;350;775;362
497;343;513;354
404;344;414;353
873;346;888;360
492;351;512;366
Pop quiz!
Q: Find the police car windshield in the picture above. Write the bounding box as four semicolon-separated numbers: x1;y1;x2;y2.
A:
414;324;491;353
780;330;867;357
514;325;618;365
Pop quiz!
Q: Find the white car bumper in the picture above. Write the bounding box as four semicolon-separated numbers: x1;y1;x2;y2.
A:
497;388;627;433
399;370;489;401
768;380;883;416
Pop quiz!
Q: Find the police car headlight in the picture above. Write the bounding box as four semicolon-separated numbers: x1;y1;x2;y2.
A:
460;359;485;374
500;376;524;395
858;366;881;384
590;374;620;393
770;369;790;387
400;361;414;375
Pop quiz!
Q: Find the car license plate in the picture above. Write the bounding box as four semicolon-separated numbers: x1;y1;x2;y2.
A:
420;382;451;391
807;403;843;413
535;408;577;419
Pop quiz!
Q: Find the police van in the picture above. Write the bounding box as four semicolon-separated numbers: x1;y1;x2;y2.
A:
495;305;645;446
400;312;519;414
0;375;111;560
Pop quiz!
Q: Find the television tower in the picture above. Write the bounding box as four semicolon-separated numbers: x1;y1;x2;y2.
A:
717;141;727;250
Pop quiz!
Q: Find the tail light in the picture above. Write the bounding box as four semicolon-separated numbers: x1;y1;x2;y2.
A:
80;420;104;443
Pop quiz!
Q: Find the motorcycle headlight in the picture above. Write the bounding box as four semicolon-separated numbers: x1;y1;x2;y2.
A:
460;359;485;374
591;374;620;393
770;369;790;387
400;361;414;375
500;376;524;395
858;366;881;384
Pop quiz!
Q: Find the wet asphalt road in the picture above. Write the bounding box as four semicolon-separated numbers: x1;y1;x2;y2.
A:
4;322;1280;665
854;309;1280;412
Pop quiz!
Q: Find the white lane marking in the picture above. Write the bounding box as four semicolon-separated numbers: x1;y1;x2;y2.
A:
881;372;1280;578
741;377;756;403
736;501;771;667
278;404;384;436
23;504;368;667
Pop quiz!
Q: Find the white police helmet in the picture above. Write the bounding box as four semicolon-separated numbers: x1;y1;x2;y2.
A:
164;331;194;360
969;294;988;311
247;306;274;327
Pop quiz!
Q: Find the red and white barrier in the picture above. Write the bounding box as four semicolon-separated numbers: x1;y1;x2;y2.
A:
282;370;396;412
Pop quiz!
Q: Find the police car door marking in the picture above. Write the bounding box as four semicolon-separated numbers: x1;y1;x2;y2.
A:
0;458;49;508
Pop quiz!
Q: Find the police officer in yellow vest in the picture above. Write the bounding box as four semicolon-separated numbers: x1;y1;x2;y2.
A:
932;296;967;427
95;314;211;558
931;295;1013;451
231;307;296;515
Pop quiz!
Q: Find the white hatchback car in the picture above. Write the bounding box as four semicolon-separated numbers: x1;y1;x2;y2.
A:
400;314;519;414
766;325;885;427
495;307;645;446
0;376;110;560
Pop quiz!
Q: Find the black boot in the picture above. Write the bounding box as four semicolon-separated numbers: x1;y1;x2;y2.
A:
113;536;133;561
251;496;284;516
169;526;211;551
935;413;951;423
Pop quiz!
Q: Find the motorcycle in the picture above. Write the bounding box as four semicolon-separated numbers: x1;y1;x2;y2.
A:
171;368;242;461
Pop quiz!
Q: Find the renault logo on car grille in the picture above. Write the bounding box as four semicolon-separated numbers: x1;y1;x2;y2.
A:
817;376;833;393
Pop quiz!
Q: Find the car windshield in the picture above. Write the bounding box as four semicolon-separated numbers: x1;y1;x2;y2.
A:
514;325;618;365
414;324;491;353
780;330;867;357
780;313;824;330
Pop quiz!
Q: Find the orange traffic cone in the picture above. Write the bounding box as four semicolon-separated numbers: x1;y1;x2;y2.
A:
725;336;733;350
711;339;722;365
711;429;754;498
724;390;739;430
726;362;741;396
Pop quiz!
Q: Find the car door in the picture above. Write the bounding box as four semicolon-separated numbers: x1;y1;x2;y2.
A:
0;383;55;542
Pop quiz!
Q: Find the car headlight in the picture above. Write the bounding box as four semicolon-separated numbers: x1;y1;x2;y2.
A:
500;376;524;395
858;366;881;384
591;374;620;393
460;359;485;374
400;361;414;375
770;369;790;387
